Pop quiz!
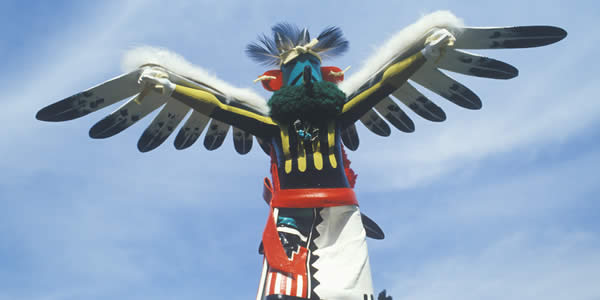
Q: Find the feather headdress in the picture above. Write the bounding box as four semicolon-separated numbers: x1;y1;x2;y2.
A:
246;23;349;66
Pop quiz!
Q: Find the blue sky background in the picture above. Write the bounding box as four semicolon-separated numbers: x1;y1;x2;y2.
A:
1;1;599;300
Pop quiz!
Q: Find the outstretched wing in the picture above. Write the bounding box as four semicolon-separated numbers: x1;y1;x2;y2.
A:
338;11;567;150
37;47;271;154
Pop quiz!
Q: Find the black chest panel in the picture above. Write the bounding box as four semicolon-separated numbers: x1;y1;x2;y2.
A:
271;121;350;189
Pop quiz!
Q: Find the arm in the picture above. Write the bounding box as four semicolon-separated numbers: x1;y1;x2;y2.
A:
338;51;427;127
172;85;278;137
338;29;455;128
141;72;279;138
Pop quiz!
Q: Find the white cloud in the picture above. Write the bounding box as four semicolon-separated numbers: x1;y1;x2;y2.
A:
1;0;151;172
367;140;600;249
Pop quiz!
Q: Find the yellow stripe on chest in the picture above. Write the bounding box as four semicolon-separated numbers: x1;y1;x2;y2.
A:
327;121;337;168
297;140;307;172
280;124;293;174
313;139;323;170
280;122;335;173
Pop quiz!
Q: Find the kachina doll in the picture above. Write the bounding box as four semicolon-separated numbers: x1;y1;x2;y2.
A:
37;11;566;300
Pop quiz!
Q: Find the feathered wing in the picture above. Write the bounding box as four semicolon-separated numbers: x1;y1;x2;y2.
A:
36;46;271;154
338;11;566;150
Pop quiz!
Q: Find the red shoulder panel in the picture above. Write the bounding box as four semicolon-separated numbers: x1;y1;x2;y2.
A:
259;70;283;91
321;66;344;83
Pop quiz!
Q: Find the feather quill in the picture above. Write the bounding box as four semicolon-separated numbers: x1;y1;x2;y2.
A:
246;23;349;66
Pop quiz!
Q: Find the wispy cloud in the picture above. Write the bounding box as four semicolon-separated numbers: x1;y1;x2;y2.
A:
390;229;600;300
365;143;600;299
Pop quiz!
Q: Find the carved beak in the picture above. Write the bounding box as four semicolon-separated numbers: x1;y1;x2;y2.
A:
303;65;313;92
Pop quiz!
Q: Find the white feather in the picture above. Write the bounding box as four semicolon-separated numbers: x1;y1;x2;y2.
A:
339;11;464;95
122;46;270;115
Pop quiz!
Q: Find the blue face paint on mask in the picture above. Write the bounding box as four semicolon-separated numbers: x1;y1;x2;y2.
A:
281;53;323;87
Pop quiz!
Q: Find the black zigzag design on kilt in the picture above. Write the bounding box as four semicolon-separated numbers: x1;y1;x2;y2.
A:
308;208;323;300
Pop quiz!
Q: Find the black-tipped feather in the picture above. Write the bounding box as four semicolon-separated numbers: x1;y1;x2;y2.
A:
341;124;360;151
174;111;210;150
437;49;518;79
137;100;189;153
36;70;141;122
374;97;415;133
454;26;567;50
360;110;391;137
412;68;482;110
232;127;253;155
89;93;166;139
392;83;446;122
203;119;229;150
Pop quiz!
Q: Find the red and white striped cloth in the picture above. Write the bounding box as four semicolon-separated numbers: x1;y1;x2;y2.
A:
265;267;308;298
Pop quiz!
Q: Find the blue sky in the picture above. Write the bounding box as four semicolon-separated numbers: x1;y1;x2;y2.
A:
1;1;599;300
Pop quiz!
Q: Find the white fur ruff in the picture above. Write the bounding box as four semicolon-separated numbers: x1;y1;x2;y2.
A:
122;46;270;115
339;11;464;95
121;11;463;116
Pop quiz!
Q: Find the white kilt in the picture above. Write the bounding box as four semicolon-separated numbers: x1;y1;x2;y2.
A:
312;206;374;300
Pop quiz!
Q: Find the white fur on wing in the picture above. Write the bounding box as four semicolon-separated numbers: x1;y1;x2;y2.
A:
338;11;464;96
122;46;270;115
